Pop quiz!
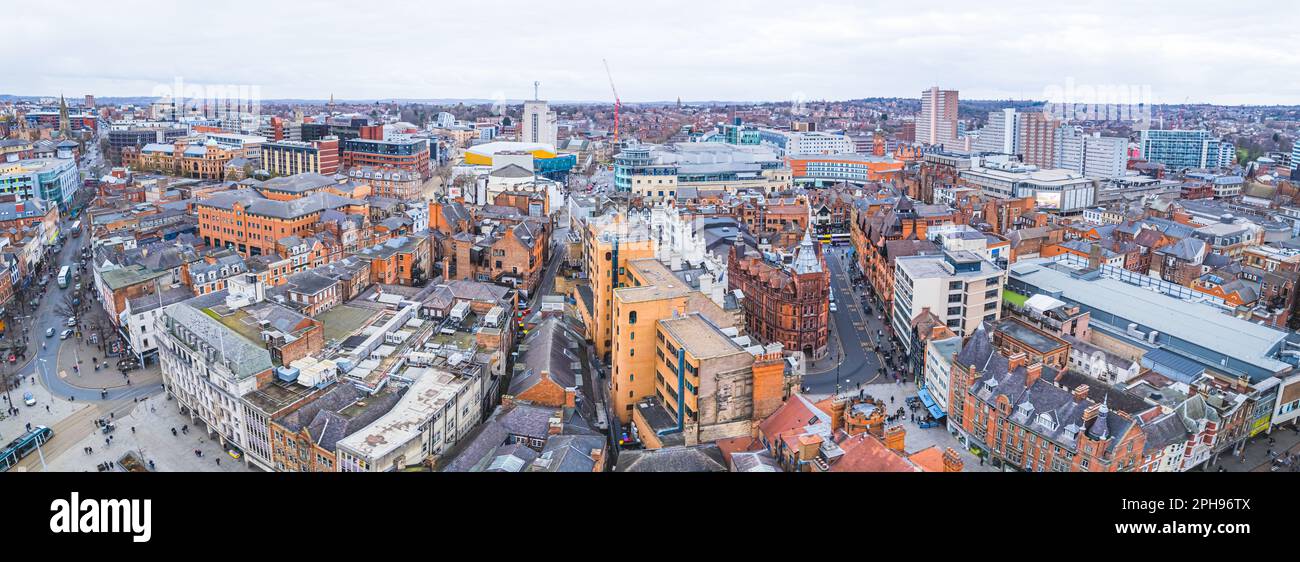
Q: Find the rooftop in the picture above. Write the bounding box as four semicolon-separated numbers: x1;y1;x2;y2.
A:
659;313;745;360
1010;260;1291;378
336;368;476;462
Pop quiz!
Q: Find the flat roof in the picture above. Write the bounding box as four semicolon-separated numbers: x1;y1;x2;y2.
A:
963;165;1093;186
615;258;692;303
1011;260;1290;375
896;252;1000;280
336;368;470;461
659;314;744;360
996;318;1066;354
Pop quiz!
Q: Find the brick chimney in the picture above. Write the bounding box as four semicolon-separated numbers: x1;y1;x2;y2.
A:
563;386;576;409
942;448;964;472
1007;351;1027;371
588;448;604;472
548;413;564;435
797;434;822;464
1025;362;1043;387
829;397;847;432
884;425;906;452
1082;403;1101;422
1072;384;1090;402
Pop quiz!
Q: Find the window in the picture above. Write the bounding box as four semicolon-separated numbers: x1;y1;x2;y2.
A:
629;311;637;324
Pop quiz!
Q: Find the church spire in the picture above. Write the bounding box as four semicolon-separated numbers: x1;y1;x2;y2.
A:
58;93;70;137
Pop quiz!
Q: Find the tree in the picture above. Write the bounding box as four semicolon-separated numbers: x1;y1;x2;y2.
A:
53;293;79;320
433;165;454;196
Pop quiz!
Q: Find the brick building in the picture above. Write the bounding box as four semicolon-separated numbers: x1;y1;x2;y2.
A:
948;324;1148;472
196;188;368;258
727;230;830;359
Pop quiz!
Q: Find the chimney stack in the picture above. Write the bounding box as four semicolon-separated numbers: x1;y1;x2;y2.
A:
942;448;964;472
1008;351;1027;371
798;434;822;463
884;425;906;452
1082;403;1101;422
829;397;847;432
1072;384;1090;402
1025;362;1043;387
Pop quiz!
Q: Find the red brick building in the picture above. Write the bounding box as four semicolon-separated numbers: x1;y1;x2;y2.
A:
727;231;830;359
948;325;1147;472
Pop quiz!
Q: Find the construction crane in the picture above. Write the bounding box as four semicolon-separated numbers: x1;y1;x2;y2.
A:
603;58;621;146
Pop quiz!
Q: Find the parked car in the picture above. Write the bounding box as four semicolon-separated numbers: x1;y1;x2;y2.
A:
22;392;35;406
66;317;76;327
59;329;72;340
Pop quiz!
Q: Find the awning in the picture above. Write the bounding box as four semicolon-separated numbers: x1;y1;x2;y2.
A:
917;387;945;419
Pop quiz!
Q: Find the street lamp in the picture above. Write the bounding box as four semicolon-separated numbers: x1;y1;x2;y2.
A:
34;436;48;471
835;363;841;398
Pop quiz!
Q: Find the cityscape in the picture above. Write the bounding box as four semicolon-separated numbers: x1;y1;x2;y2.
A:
2;1;1299;479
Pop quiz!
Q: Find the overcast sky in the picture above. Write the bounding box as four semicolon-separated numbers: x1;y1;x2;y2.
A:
8;0;1298;105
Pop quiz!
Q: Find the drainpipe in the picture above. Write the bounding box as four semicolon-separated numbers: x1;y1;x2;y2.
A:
659;346;686;435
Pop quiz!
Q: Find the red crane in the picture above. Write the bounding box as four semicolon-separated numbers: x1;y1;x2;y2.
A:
603;59;621;145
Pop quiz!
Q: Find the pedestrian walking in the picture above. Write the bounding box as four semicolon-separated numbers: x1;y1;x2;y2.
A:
45;404;49;413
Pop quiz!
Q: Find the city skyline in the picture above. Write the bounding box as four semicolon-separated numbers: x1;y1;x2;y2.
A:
8;0;1298;105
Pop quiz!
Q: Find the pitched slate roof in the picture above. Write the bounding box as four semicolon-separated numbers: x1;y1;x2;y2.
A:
616;444;727;472
509;316;584;396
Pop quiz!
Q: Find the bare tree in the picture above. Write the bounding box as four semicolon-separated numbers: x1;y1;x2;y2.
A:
53;293;79;320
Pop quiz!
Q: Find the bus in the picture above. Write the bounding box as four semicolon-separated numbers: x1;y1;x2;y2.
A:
57;266;71;289
817;232;852;246
0;425;53;471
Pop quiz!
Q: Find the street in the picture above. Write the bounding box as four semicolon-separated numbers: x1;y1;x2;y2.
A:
1;181;165;471
803;245;890;396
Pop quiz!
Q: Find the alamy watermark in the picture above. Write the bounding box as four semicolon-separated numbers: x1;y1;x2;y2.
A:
49;492;152;543
150;77;261;125
1042;78;1154;129
791;91;809;117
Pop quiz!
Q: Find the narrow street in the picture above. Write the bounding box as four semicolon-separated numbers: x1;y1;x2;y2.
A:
1;169;165;470
803;246;889;397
